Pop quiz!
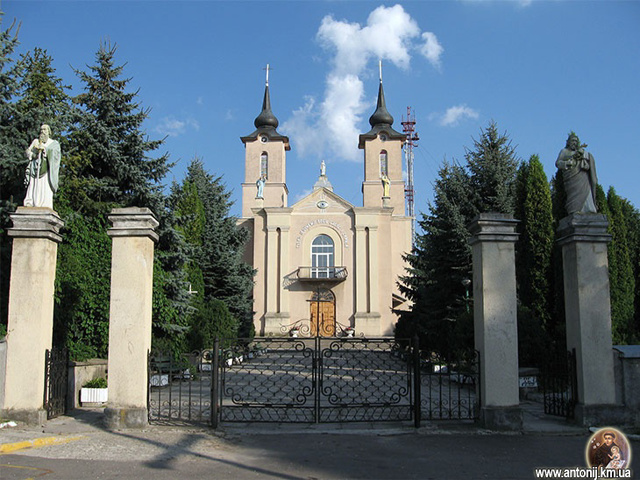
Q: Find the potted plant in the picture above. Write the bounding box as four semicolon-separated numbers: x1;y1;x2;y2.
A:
289;326;300;337
344;327;355;337
80;377;108;405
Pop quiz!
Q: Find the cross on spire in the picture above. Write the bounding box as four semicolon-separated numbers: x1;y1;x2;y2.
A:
379;59;383;83
264;63;271;87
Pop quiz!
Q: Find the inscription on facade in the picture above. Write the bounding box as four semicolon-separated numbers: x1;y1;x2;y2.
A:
295;219;350;249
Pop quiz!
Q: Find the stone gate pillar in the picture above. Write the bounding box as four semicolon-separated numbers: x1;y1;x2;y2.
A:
557;213;622;425
468;213;522;430
104;208;158;429
0;207;63;424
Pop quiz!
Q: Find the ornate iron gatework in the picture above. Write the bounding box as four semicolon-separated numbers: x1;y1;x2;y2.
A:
148;336;482;427
44;347;68;420
541;349;577;419
318;338;413;422
148;349;217;426
219;337;414;424
417;351;480;421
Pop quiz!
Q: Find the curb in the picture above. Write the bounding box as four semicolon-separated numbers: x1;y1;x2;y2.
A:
0;435;83;454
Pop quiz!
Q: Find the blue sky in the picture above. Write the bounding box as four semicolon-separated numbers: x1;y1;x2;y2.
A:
5;1;640;220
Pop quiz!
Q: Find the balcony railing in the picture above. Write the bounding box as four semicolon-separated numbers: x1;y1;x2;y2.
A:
296;266;348;282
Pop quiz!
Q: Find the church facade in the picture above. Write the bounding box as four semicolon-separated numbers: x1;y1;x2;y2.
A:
238;77;412;337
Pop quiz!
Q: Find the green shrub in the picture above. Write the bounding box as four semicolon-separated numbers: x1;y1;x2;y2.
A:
83;377;107;388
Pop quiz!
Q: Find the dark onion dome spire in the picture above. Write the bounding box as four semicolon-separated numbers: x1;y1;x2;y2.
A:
241;64;290;150
369;81;394;127
358;62;404;149
254;83;279;129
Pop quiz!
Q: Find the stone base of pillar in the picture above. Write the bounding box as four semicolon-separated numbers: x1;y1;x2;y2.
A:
0;408;47;425
573;404;626;427
104;407;148;429
382;196;391;208
479;406;523;431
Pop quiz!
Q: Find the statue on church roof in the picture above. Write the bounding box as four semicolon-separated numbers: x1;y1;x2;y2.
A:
320;160;326;177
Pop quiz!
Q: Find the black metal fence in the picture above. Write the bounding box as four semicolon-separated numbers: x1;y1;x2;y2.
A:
148;336;480;427
44;347;68;420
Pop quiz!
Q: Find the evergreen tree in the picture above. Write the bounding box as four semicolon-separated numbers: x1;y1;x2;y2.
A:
55;42;181;359
397;162;474;357
549;171;567;346
0;14;21;334
466;121;520;215
173;159;255;342
397;121;520;358
607;187;635;344
620;199;640;339
514;155;554;366
516;155;554;327
64;42;169;215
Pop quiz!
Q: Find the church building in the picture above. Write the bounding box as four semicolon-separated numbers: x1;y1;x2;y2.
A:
238;73;412;337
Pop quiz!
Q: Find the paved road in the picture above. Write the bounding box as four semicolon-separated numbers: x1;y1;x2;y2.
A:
2;410;636;479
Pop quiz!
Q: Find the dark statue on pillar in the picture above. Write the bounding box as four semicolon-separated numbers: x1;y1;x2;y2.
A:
555;132;598;215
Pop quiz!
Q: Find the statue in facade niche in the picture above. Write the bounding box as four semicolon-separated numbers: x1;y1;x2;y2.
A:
381;173;390;198
256;174;266;198
24;124;61;209
555;132;598;214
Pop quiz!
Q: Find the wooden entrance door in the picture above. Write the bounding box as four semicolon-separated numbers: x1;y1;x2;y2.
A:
310;301;335;337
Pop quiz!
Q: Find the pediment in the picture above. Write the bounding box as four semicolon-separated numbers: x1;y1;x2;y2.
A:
291;188;354;215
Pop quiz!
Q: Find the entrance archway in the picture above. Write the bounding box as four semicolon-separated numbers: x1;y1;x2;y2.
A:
310;289;335;337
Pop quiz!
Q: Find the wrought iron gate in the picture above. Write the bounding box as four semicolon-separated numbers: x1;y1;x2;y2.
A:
219;337;414;424
148;336;480;426
417;351;480;421
44;347;68;420
541;349;577;419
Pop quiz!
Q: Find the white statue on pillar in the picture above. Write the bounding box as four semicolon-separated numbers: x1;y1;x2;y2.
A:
24;124;61;209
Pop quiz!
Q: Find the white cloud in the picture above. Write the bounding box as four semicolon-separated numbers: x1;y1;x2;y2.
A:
155;116;200;137
283;4;442;163
433;105;480;127
420;32;444;70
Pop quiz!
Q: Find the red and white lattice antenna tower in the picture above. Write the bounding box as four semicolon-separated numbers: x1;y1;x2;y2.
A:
402;106;418;243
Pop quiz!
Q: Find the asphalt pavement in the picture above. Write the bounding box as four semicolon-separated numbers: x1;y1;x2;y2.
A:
0;404;637;479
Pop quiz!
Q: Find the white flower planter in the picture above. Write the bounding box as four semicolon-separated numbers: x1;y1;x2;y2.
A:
80;387;108;405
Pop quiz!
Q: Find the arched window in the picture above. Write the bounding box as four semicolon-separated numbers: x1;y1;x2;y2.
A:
379;150;388;176
311;234;335;278
260;152;268;179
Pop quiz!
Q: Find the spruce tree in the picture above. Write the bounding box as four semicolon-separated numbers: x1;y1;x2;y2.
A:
65;42;169;214
397;162;474;357
174;159;255;341
466;121;520;215
56;42;181;359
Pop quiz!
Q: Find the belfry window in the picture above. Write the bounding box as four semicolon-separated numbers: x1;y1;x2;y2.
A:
311;234;335;278
260;152;268;179
379;150;388;176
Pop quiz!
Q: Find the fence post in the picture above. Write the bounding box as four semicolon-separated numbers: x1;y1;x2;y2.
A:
413;335;421;428
211;338;220;428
